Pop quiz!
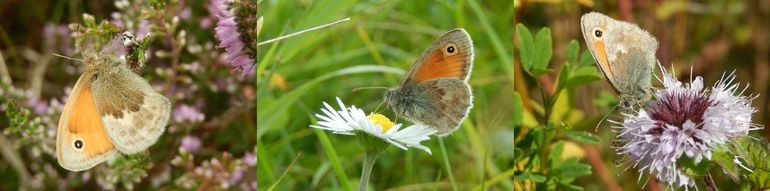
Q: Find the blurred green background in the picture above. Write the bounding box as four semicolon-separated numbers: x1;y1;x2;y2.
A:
257;0;514;190
515;0;770;190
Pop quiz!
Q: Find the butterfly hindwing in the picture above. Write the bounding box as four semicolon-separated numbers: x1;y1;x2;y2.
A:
91;64;171;154
414;78;473;135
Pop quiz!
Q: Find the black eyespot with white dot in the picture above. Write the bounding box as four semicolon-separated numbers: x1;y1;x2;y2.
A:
72;137;84;152
594;29;603;38
444;43;458;55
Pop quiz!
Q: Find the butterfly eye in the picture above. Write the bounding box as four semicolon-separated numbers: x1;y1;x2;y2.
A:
444;43;458;55
593;28;603;38
72;137;85;152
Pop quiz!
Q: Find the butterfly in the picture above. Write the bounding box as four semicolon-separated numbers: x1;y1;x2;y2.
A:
56;32;171;171
385;28;474;136
580;12;659;112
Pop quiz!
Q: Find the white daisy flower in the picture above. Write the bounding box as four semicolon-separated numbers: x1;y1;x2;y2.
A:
615;70;760;188
310;97;436;154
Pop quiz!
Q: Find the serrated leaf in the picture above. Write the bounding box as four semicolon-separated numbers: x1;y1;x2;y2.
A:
566;131;601;144
748;169;770;189
516;24;535;71
533;28;553;73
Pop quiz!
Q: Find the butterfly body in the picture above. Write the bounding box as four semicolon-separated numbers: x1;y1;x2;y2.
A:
580;12;658;111
56;40;171;171
385;29;474;136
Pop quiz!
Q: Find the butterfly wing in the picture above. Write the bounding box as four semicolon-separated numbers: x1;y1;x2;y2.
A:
91;64;171;154
388;29;474;136
57;71;118;171
415;79;473;136
580;12;657;101
401;28;474;86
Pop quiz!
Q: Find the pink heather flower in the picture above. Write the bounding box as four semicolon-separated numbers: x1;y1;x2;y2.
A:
42;23;72;55
615;70;760;188
180;136;202;153
26;95;49;114
173;104;205;123
228;168;244;185
243;152;256;167
210;0;255;75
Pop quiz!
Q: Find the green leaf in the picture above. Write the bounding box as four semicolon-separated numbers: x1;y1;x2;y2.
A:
561;67;602;89
579;50;594;67
748;169;770;189
711;149;739;181
516;23;535;71
557;182;584;191
531;67;552;75
566;131;601;144
553;157;592;179
533;28;552;73
565;40;579;67
515;172;546;182
556;64;571;93
548;141;565;166
678;156;711;177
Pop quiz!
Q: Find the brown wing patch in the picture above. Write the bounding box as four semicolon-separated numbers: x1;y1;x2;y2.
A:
64;80;115;157
414;46;470;82
98;89;144;119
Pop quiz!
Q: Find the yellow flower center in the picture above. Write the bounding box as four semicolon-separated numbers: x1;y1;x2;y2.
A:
367;113;394;132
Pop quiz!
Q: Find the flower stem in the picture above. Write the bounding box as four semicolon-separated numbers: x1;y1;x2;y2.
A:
704;172;717;191
439;137;459;191
359;150;381;191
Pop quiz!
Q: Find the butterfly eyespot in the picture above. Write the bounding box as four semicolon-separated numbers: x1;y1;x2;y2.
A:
444;43;458;55
593;28;603;38
72;138;84;152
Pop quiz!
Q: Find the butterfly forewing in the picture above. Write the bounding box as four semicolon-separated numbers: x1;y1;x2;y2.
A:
403;29;474;85
57;71;118;171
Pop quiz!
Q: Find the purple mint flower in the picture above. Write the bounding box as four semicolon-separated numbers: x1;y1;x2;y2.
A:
210;0;255;75
173;104;205;123
180;136;202;153
615;69;760;188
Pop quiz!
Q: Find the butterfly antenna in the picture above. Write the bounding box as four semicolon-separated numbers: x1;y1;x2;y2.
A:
352;87;388;92
372;99;386;114
52;53;85;62
595;103;618;132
